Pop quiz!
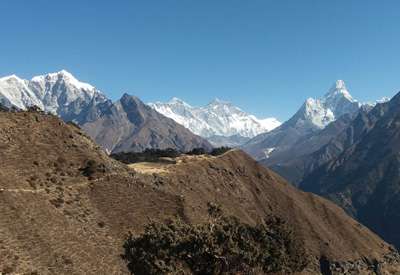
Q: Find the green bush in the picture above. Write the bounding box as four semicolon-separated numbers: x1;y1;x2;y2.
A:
210;147;231;156
79;159;106;179
186;147;207;155
122;205;308;274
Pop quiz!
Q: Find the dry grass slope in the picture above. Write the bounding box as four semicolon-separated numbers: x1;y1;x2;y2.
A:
0;111;399;274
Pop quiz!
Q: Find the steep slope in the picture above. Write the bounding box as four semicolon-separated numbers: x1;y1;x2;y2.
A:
242;80;360;161
280;104;381;185
300;92;400;249
0;110;130;274
1;110;399;274
260;112;357;184
149;97;280;146
80;94;213;153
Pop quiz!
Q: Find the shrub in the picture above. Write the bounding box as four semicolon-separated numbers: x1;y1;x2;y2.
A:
210;147;231;156
79;159;107;178
122;205;309;274
186;147;207;155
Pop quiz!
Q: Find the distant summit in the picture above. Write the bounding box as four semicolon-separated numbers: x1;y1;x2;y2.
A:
242;80;362;161
242;80;390;185
0;70;106;119
289;80;360;129
326;80;351;98
149;97;280;146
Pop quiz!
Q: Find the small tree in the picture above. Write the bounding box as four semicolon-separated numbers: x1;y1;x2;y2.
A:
210;147;231;156
186;148;207;155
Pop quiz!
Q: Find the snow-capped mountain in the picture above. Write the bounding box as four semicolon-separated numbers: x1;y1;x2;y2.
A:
30;70;106;116
289;80;360;129
0;70;212;153
148;98;281;141
242;80;362;161
0;75;44;110
363;96;391;108
0;70;107;121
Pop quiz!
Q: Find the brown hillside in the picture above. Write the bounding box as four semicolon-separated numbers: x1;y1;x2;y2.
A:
0;111;399;274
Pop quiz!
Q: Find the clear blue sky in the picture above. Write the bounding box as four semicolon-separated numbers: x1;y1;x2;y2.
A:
1;0;399;120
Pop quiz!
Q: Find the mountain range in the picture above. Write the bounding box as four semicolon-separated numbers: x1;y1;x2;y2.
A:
241;81;391;184
0;70;281;150
149;98;280;146
0;71;211;153
0;72;391;166
242;81;361;159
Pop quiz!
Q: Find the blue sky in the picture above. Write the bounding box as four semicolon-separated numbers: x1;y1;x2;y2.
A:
1;0;400;120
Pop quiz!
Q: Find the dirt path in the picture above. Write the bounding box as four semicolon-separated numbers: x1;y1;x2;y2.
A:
0;173;123;194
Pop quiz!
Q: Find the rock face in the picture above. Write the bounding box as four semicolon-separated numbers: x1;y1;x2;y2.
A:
0;109;399;274
149;97;280;146
0;70;212;153
300;92;400;249
80;94;213;153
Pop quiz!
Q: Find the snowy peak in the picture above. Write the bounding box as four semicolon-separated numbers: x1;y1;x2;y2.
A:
166;97;193;109
325;80;353;101
362;96;391;108
31;70;96;92
0;74;24;82
149;97;281;140
329;79;347;93
290;80;360;129
322;80;360;119
0;71;105;119
0;74;43;110
169;97;187;104
334;79;346;90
